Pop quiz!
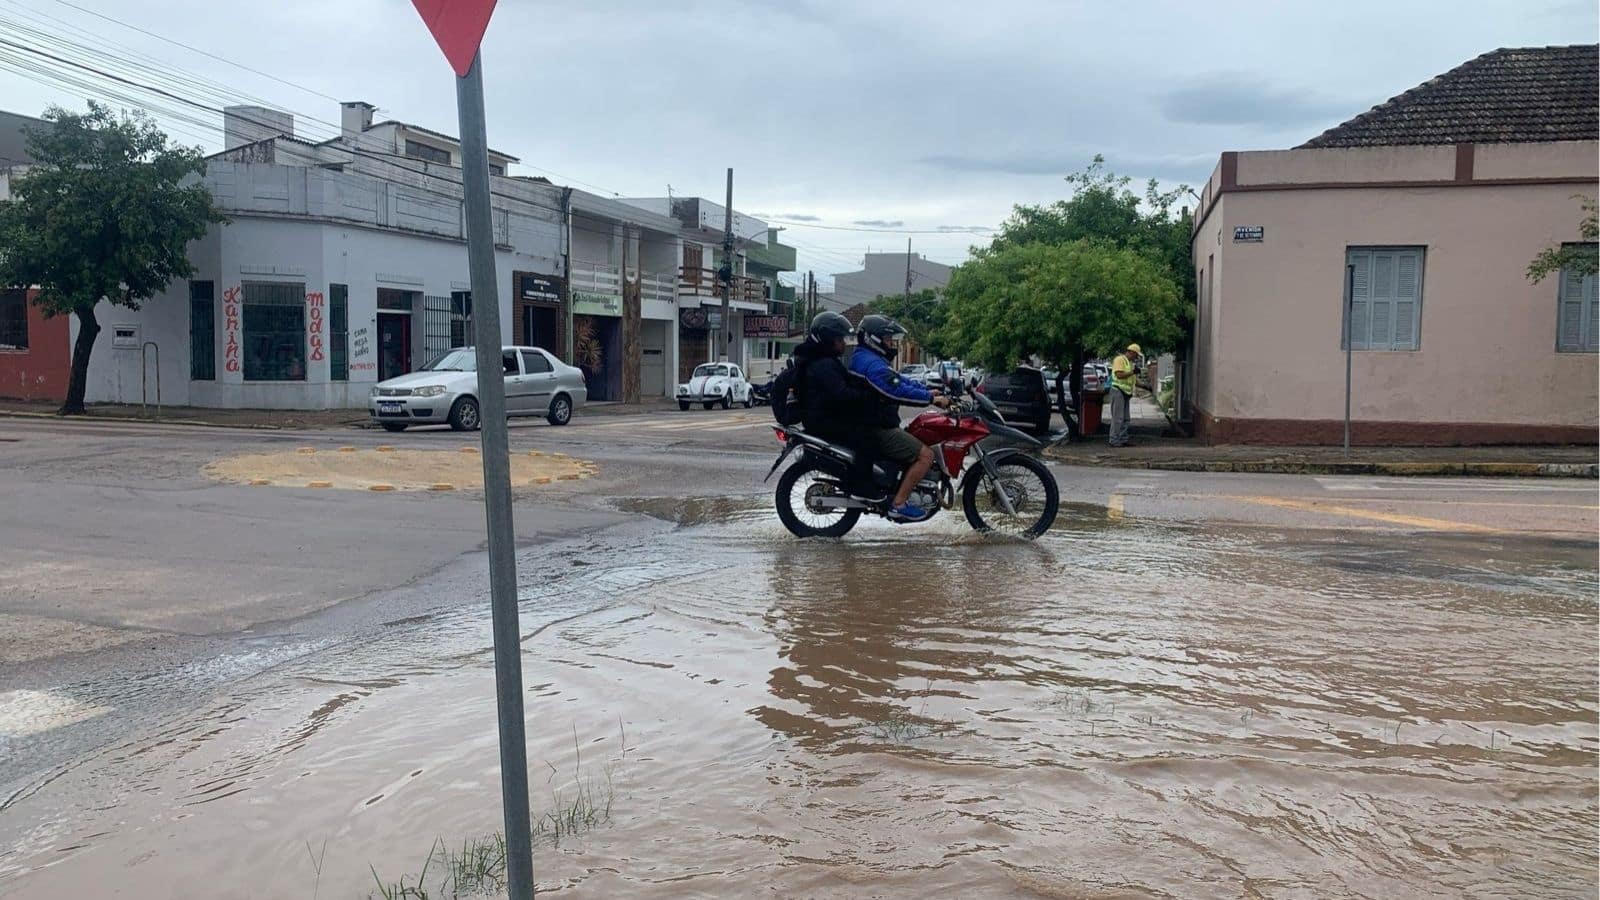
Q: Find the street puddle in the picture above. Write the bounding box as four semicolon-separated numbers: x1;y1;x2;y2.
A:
1;506;1594;898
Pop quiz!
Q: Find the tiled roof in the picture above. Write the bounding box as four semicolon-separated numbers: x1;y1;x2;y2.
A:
840;303;869;327
1300;44;1599;148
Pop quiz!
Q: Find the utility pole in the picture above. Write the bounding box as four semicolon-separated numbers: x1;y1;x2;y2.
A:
720;167;734;363
904;237;913;306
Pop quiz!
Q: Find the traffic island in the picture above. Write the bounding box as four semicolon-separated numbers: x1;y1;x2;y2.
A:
204;447;596;492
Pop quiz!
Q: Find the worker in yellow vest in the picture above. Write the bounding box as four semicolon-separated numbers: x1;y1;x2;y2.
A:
1108;343;1142;448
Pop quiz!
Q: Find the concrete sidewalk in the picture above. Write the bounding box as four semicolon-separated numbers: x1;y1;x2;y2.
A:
1047;434;1597;478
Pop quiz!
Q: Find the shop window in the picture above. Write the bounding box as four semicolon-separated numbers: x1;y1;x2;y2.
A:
0;288;27;350
189;281;214;379
450;291;472;348
330;283;349;380
242;281;306;381
1556;254;1598;352
1344;247;1424;351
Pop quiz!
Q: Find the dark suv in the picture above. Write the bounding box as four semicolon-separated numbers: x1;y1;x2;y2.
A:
976;366;1052;435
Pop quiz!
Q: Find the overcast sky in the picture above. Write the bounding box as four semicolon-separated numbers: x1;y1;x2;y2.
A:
1;0;1594;286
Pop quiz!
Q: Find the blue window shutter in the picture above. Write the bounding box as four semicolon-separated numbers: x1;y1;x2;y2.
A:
1392;250;1421;350
1346;250;1371;350
1557;268;1586;351
1369;252;1395;349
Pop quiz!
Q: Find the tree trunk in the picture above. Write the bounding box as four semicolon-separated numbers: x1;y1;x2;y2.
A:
60;304;99;416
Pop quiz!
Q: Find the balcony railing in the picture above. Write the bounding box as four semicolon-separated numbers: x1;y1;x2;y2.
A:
678;266;768;304
572;259;676;305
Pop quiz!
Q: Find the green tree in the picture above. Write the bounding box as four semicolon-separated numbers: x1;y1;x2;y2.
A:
943;155;1194;436
1527;196;1598;283
868;288;949;358
943;240;1183;375
0;103;224;414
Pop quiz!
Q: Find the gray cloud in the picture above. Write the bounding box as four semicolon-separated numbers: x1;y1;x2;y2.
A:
772;213;821;222
921;150;1219;188
853;219;904;228
1159;74;1355;128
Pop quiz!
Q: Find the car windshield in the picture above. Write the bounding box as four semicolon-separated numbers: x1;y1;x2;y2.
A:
421;349;478;372
693;365;730;377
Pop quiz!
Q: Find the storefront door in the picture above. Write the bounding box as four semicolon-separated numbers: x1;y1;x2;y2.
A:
378;313;411;382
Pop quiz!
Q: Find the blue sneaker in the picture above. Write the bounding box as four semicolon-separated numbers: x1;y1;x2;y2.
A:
887;502;928;522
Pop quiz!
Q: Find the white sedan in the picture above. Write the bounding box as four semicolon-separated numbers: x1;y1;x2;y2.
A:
677;363;753;410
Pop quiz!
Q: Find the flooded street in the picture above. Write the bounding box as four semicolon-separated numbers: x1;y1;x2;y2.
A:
2;494;1594;899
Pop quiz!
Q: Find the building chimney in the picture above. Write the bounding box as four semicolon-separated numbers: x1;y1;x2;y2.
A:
222;105;294;150
341;101;375;138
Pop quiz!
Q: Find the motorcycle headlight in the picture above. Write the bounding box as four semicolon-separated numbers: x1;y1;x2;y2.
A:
413;385;448;397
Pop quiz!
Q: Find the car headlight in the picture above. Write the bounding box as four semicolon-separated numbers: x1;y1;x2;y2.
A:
677;386;688;395
708;385;723;394
413;385;448;397
370;387;380;398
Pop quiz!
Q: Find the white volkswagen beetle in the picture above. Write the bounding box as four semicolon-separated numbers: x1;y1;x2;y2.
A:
677;363;752;410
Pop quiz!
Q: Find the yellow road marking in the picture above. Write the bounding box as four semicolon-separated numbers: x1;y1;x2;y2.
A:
1107;493;1125;521
1228;495;1503;534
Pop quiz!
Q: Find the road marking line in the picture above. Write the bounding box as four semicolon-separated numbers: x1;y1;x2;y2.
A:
1107;493;1125;521
1227;495;1504;534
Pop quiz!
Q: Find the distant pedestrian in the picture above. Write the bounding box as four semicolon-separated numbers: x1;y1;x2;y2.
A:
1108;343;1142;448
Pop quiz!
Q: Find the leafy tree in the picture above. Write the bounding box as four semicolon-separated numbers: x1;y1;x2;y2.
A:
0;102;224;414
868;288;949;358
943;156;1194;436
1527;196;1598;283
944;240;1183;375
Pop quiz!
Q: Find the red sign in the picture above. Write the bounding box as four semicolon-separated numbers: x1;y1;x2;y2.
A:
410;0;499;77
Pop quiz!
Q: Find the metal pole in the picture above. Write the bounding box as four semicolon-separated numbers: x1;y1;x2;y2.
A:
456;51;534;899
721;168;733;363
1344;262;1354;454
904;237;912;306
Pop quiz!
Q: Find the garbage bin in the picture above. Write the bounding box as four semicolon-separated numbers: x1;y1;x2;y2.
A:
1079;389;1106;435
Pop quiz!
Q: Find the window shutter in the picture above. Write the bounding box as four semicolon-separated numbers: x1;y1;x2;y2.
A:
1557;268;1585;351
1368;252;1395;349
1392;251;1420;349
1585;273;1598;353
1347;251;1371;350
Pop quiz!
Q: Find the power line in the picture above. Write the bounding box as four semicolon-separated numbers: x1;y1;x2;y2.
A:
768;218;994;235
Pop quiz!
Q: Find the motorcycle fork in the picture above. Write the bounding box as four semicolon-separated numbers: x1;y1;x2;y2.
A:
971;445;1020;516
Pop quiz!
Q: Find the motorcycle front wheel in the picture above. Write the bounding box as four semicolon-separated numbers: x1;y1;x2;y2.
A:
776;459;861;538
962;454;1059;538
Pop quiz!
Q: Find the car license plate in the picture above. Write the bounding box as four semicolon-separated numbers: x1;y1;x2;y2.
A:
378;401;404;414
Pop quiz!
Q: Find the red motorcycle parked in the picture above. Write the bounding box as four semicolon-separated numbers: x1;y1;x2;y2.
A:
765;384;1060;539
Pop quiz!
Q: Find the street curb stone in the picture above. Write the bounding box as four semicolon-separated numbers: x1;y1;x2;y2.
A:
1043;448;1597;479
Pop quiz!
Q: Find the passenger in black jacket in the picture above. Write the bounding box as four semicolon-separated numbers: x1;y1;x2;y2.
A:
791;312;880;497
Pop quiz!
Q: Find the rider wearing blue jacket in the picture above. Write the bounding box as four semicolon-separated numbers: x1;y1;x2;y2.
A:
848;315;949;521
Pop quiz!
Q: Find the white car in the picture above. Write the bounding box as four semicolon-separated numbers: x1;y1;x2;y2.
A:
677;363;753;410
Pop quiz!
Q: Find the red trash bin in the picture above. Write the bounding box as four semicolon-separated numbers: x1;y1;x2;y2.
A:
1079;389;1106;435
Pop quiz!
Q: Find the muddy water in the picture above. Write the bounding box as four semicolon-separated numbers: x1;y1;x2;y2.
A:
1;501;1595;898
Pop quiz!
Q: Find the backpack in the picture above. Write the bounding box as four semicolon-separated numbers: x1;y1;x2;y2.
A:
769;356;805;426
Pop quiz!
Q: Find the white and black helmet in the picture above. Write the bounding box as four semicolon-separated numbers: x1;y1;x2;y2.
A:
856;314;907;358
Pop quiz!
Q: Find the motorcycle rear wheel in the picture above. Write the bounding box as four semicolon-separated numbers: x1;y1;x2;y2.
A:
776;460;861;538
962;454;1058;538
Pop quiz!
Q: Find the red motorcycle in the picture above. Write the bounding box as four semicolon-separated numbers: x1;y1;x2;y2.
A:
766;384;1060;539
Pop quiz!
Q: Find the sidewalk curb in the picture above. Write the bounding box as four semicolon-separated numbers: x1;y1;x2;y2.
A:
0;409;366;432
1043;448;1598;479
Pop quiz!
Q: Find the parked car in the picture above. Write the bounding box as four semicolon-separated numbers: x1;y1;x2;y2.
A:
369;345;586;432
899;363;931;382
976;366;1053;435
677;363;754;410
1082;361;1110;393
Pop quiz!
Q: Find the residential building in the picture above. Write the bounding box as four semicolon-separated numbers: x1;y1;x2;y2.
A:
1188;44;1598;445
736;228;797;378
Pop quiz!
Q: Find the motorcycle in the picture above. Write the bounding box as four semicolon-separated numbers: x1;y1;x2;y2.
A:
749;379;773;406
765;382;1060;538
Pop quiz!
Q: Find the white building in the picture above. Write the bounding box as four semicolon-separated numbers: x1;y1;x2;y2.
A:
76;102;687;409
830;252;954;308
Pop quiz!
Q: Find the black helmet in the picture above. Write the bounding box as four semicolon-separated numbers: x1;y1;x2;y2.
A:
856;314;907;358
807;310;852;343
